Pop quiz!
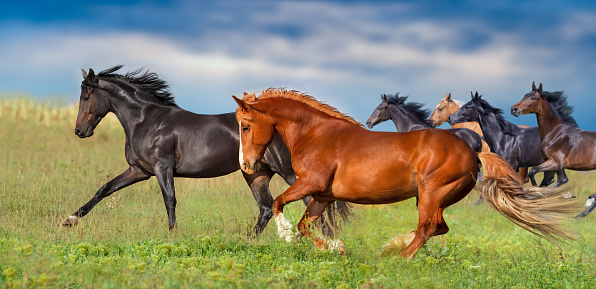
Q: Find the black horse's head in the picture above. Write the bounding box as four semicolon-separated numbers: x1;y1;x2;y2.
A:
448;92;483;125
75;69;111;138
366;94;392;128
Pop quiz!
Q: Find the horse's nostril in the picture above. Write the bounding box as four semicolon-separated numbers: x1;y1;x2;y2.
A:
74;128;81;135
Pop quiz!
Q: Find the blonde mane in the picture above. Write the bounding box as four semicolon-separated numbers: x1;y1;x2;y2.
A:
240;88;363;127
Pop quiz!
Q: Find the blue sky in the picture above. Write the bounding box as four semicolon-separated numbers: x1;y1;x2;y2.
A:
2;0;596;131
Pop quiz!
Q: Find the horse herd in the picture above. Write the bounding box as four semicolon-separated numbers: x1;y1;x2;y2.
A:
63;65;592;258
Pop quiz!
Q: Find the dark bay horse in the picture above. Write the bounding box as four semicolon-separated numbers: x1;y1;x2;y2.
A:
233;88;576;258
428;93;531;183
512;82;596;217
448;92;555;187
366;93;482;153
62;66;350;237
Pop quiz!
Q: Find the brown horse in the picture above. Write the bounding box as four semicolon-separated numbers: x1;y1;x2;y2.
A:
233;88;576;258
512;82;595;188
429;93;531;183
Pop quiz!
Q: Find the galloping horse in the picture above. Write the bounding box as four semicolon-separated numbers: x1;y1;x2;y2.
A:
62;66;350;237
366;93;482;153
512;82;596;217
428;93;490;152
448;92;555;187
428;93;531;182
233;88;575;258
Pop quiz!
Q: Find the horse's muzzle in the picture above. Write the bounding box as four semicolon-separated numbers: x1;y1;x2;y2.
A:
511;106;521;117
241;160;261;174
74;127;94;138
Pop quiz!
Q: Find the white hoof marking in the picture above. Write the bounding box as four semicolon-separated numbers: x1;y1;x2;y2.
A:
275;213;294;242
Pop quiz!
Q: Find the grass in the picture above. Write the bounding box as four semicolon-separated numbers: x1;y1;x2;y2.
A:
1;97;595;288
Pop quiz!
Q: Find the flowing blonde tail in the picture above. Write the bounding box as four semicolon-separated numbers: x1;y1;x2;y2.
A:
476;152;579;243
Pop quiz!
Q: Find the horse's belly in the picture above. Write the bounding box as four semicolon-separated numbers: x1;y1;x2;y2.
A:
329;169;418;204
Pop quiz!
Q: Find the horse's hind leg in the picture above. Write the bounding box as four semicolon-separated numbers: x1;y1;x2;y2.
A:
242;170;275;236
300;196;334;239
397;179;474;258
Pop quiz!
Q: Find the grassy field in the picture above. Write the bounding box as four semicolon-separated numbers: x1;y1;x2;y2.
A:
1;97;595;288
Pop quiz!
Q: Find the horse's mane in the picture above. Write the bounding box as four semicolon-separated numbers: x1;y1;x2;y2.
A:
97;65;177;107
451;99;465;108
385;93;430;125
474;97;520;136
539;90;578;127
242;88;363;127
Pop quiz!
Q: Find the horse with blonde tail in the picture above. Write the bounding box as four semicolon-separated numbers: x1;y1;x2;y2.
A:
234;88;577;258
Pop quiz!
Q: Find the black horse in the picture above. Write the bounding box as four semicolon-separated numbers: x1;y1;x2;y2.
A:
366;93;483;153
448;92;555;187
62;65;350;237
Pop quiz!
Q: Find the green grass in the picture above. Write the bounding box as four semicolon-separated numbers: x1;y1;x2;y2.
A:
1;97;595;288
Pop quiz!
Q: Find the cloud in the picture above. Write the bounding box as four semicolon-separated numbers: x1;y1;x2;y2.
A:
0;1;595;128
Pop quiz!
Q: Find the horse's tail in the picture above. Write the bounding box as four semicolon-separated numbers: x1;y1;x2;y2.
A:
325;200;353;232
476;152;578;243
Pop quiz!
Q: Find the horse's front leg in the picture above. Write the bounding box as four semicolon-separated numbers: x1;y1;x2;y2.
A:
272;177;327;242
552;168;569;188
529;159;560;187
154;162;177;230
62;166;150;227
297;198;345;252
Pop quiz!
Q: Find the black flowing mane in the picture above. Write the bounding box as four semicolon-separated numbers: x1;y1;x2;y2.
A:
98;65;177;107
538;90;578;127
474;97;519;136
385;93;431;125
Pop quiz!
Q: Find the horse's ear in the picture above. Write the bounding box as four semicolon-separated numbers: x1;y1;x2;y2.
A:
532;81;536;91
538;83;543;93
243;92;248;96
470;91;475;99
87;68;96;81
233;95;251;112
382;94;388;102
445;93;451;100
475;92;480;99
82;69;88;80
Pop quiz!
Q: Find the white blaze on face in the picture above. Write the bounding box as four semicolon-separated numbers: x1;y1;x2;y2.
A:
238;123;244;168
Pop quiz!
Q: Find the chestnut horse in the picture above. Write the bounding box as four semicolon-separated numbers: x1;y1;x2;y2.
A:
512;82;596;217
62;66;350;237
233;88;576;258
428;93;532;183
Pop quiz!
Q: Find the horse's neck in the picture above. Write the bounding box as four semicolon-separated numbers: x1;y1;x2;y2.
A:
477;112;506;151
451;121;483;136
536;100;564;140
389;105;428;132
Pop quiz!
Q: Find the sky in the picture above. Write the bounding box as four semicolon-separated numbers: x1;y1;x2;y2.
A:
1;0;596;131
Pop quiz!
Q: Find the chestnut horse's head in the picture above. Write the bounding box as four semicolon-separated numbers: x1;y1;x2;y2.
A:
75;69;111;138
428;93;461;127
233;94;276;174
366;94;392;128
511;82;543;117
448;92;483;125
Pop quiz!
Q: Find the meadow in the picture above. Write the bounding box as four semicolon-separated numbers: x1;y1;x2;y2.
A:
0;97;595;288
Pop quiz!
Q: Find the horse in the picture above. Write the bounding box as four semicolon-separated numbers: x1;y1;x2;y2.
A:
233;88;576;258
62;66;351;237
366;93;483;153
428;92;531;183
448;92;555;188
512;82;596;217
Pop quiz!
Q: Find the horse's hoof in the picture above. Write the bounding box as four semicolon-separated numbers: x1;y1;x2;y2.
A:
61;215;78;227
279;229;295;242
328;239;346;254
381;232;416;257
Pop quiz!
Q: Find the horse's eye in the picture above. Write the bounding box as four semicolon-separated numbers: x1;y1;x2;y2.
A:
242;126;250;133
531;97;536;100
